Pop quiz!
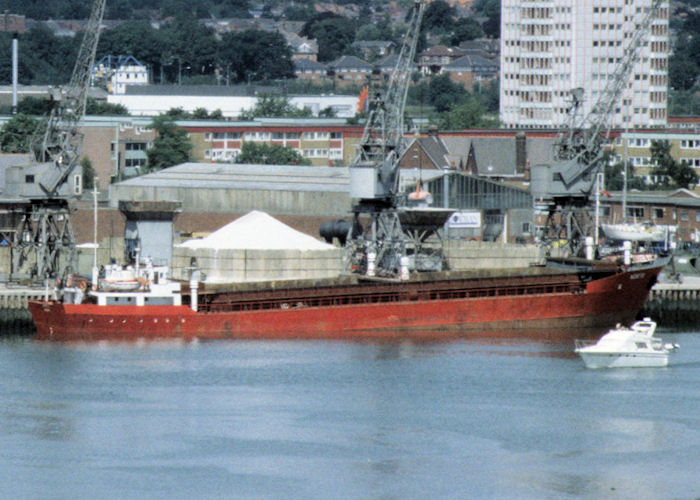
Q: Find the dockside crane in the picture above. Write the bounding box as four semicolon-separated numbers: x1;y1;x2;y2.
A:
342;0;453;277
2;0;106;281
533;0;665;256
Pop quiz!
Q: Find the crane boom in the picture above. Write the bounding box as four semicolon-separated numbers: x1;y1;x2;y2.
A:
30;0;106;196
2;0;107;282
553;0;664;187
533;0;666;257
350;0;425;209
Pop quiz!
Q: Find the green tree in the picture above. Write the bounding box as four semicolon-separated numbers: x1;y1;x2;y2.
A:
17;97;52;115
428;74;469;112
17;24;78;84
669;11;700;91
283;4;316;21
301;14;357;62
473;0;501;38
438;98;496;129
218;30;295;83
668;89;700;116
97;21;167;78
85;98;129;115
216;0;251;18
447;18;485;46
235;142;311;165
649;140;699;189
146;115;192;171
0;113;39;153
80;157;96;190
159;17;219;83
238;95;313;120
423;0;456;34
604;160;646;191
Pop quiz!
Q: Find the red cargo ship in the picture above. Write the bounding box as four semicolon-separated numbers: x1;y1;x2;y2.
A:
28;256;667;342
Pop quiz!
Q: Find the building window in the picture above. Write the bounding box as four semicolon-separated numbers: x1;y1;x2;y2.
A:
598;206;611;217
653;207;664;219
25;175;34;183
125;158;146;167
73;174;82;195
627;206;644;219
681;210;689;222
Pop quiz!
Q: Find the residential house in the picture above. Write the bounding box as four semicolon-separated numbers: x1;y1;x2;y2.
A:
352;41;396;61
458;38;500;60
418;45;466;75
591;189;700;243
442;54;499;90
92;55;149;94
326;56;374;88
397;128;556;185
294;58;328;83
284;32;319;62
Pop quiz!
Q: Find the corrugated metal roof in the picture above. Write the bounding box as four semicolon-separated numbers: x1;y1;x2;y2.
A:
605;190;700;207
115;163;350;193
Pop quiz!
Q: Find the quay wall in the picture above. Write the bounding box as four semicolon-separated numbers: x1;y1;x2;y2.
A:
0;287;48;335
643;282;700;325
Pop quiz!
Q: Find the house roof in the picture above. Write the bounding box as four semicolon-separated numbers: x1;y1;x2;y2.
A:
419;45;465;57
458;38;500;54
353;40;395;49
604;189;700;207
327;55;373;70
469;138;518;176
294;58;327;71
94;55;146;69
283;32;318;53
373;55;417;72
412;136;450;168
444;54;499;72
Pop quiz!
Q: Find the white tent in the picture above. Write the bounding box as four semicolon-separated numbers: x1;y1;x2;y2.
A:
173;211;342;283
180;210;335;251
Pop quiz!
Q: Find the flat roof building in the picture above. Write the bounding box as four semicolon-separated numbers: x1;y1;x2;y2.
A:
500;0;669;129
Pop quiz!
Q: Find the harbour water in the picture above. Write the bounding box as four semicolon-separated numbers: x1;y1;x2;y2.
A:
1;328;699;499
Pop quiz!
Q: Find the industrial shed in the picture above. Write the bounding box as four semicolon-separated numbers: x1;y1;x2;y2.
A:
108;163;352;217
423;171;534;242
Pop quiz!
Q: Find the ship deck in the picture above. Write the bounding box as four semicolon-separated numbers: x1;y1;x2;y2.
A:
191;266;601;314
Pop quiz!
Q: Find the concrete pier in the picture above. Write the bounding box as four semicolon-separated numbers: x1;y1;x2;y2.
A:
643;278;700;325
0;286;48;335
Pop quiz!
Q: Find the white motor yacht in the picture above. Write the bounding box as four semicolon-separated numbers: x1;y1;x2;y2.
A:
575;318;678;369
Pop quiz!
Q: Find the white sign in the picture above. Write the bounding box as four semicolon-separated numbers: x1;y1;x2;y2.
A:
448;211;481;229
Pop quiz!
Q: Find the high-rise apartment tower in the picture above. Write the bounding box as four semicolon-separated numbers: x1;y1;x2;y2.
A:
500;0;669;129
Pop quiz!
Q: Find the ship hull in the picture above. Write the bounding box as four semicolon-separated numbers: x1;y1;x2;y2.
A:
29;263;664;342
